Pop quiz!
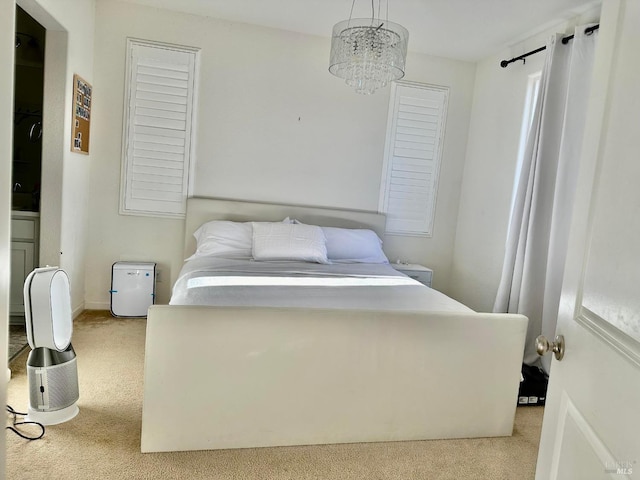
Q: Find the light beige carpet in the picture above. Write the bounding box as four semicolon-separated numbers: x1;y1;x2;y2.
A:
6;311;543;479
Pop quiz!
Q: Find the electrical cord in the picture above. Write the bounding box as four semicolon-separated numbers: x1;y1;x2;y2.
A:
6;405;45;440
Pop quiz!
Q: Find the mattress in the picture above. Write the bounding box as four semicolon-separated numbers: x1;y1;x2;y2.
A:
170;257;472;313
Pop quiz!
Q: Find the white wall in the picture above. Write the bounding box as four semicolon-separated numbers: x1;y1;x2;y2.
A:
19;0;96;315
1;0;17;471
85;0;476;307
450;9;601;312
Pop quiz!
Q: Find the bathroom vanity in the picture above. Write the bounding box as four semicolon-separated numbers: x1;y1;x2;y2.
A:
10;211;39;323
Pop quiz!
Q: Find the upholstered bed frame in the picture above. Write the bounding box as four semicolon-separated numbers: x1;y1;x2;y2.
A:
141;197;528;453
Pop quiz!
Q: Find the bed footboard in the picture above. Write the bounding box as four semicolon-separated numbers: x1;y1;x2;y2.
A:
141;305;527;453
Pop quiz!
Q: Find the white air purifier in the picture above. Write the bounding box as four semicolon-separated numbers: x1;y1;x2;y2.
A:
110;262;156;317
23;267;79;425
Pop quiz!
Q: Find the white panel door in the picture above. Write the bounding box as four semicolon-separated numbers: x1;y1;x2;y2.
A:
536;2;640;479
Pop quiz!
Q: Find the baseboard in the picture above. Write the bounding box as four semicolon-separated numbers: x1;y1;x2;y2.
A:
73;304;86;319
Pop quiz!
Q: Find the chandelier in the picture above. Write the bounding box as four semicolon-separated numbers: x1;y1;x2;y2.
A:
329;0;409;95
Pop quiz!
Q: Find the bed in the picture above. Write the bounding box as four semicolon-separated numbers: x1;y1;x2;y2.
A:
141;197;528;453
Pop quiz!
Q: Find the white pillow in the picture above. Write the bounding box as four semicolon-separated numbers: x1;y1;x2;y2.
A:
252;222;329;264
321;227;389;264
190;220;253;259
189;218;294;260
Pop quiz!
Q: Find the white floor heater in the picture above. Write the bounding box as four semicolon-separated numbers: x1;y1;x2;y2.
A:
23;267;79;425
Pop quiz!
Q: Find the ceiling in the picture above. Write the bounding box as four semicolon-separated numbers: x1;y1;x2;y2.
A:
114;0;601;61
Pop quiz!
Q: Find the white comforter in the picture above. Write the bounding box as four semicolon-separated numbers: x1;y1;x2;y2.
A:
170;257;472;313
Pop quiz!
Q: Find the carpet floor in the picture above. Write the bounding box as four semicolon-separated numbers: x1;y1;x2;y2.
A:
6;310;544;479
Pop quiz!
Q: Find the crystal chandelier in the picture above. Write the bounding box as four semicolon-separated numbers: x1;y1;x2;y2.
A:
329;0;409;95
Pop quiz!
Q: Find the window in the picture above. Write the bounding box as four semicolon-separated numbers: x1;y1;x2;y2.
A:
379;82;448;236
120;39;199;218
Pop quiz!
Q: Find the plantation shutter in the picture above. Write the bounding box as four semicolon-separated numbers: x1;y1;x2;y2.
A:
379;82;448;236
120;39;199;218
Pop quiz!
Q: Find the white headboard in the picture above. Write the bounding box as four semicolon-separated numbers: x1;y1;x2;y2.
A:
183;197;386;258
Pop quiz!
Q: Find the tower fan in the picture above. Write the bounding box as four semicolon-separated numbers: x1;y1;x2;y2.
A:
23;266;79;425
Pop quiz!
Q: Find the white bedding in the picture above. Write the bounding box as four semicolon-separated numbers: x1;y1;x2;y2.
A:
170;257;472;312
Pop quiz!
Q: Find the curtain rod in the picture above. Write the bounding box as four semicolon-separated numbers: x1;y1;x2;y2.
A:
500;24;599;68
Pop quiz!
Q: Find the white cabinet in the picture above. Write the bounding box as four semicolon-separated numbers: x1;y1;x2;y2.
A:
393;263;433;288
10;241;35;315
10;213;39;319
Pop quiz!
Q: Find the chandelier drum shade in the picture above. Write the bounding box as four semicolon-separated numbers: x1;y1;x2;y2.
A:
329;17;409;95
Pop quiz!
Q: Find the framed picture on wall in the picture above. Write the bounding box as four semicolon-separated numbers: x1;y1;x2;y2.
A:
71;74;92;154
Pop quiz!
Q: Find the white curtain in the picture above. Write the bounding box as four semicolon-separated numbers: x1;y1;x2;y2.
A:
494;26;598;372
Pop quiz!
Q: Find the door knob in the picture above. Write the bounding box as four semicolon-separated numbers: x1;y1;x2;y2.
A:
536;335;565;361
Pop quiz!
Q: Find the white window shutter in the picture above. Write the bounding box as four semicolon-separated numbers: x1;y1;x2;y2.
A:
379;82;448;236
120;39;199;218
